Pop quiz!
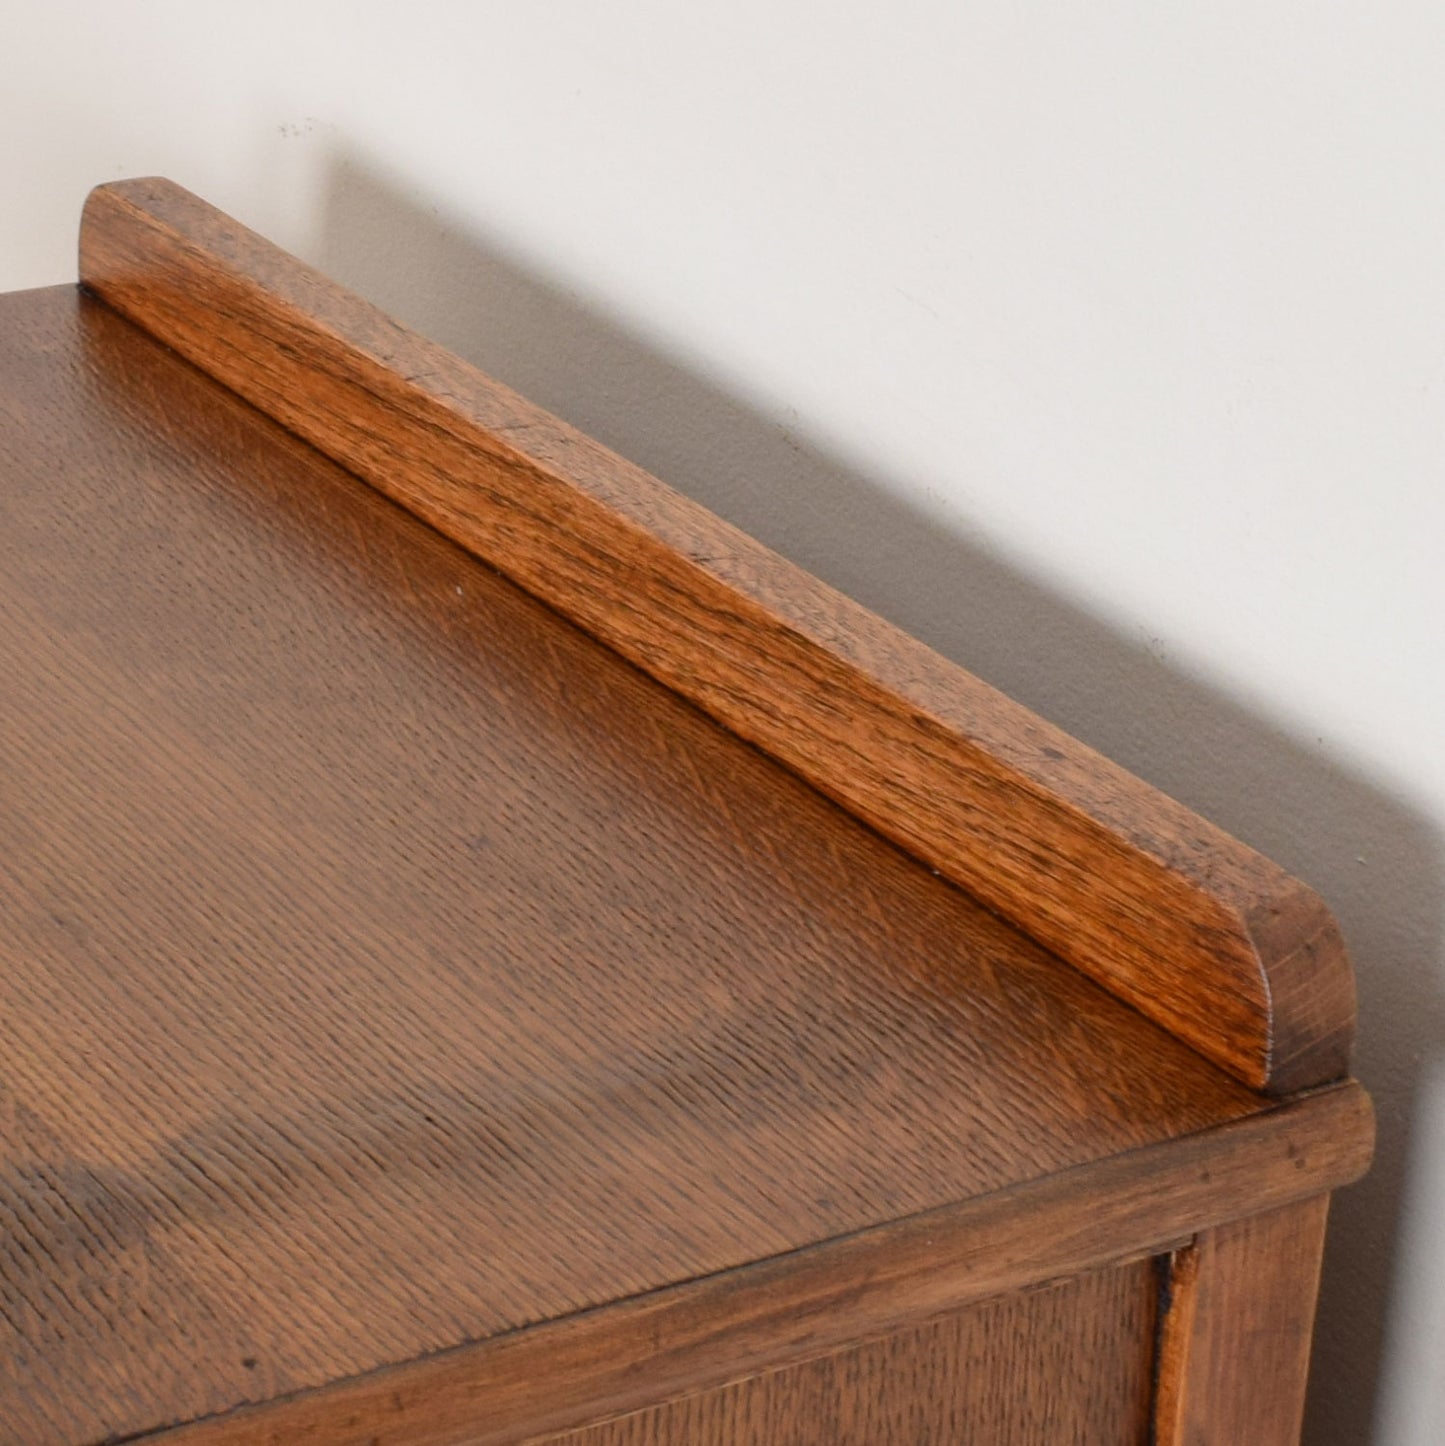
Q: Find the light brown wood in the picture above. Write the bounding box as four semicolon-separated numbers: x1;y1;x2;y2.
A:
140;1085;1370;1446
1154;1196;1332;1446
538;1262;1157;1446
1;283;1350;1446
77;177;1356;1094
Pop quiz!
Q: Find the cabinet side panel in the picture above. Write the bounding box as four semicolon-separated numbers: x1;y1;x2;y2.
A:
537;1261;1155;1446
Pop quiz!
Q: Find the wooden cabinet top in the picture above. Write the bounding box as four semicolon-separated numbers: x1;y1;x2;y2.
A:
0;182;1371;1445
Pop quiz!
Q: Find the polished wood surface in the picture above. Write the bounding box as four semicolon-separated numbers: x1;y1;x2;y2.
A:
142;1088;1369;1446
0;284;1353;1445
541;1262;1157;1446
78;177;1355;1095
1155;1196;1332;1446
0;181;1373;1444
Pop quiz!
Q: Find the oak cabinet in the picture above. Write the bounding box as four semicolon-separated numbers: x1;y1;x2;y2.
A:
0;182;1371;1445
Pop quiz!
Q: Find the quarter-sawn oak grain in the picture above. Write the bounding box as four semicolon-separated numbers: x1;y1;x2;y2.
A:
0;182;1373;1445
136;1084;1370;1446
540;1262;1157;1446
0;284;1353;1445
77;177;1355;1094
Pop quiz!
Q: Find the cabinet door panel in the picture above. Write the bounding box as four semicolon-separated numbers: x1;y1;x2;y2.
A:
540;1261;1156;1446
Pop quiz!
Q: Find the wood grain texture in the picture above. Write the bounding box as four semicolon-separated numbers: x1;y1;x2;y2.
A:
0;284;1339;1444
1154;1196;1332;1446
77;177;1357;1094
138;1085;1370;1446
537;1262;1157;1446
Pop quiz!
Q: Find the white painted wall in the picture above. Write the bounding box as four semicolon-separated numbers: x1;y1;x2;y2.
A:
2;4;1439;1438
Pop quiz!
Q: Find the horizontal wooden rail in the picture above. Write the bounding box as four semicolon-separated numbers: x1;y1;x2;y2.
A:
80;178;1355;1093
140;1083;1371;1445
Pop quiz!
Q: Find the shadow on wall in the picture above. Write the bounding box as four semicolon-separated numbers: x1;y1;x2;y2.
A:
315;149;1443;1446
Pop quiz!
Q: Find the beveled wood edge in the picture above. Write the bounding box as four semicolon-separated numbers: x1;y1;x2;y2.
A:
127;1083;1371;1446
76;177;1356;1093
